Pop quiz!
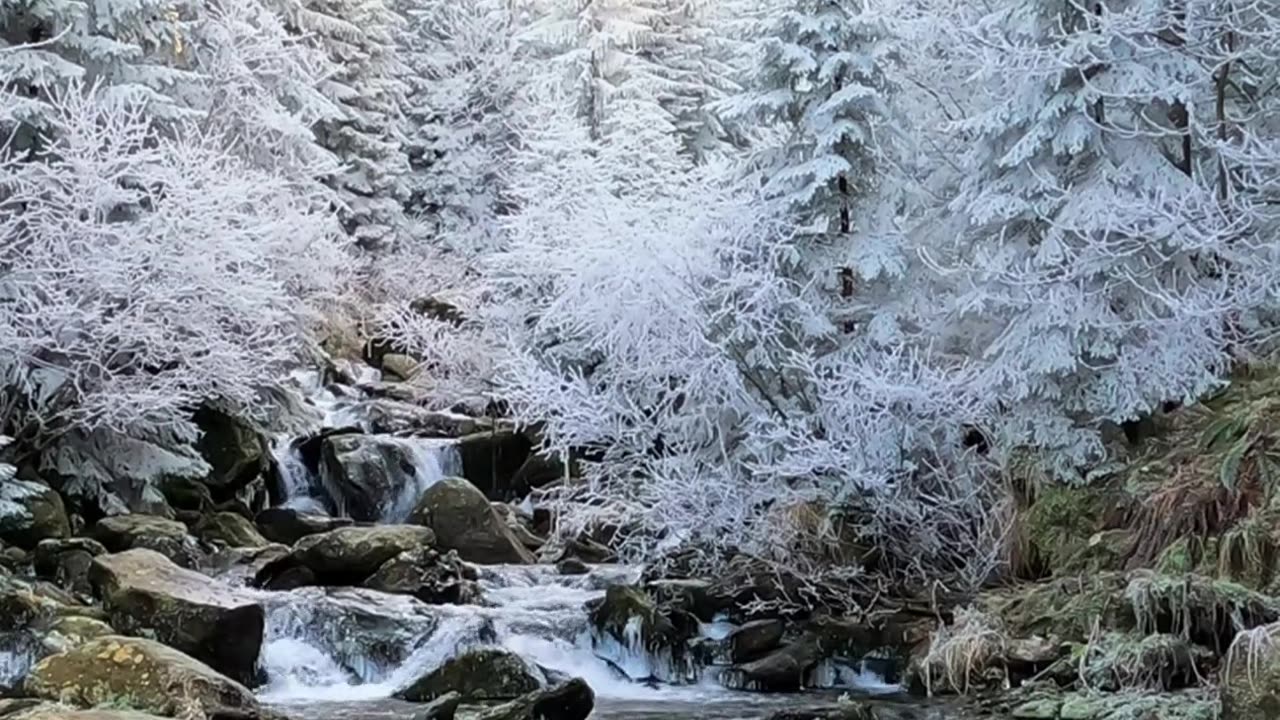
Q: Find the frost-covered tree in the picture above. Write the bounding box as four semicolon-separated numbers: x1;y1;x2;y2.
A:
930;0;1280;471
0;83;346;514
0;0;199;148
277;0;410;249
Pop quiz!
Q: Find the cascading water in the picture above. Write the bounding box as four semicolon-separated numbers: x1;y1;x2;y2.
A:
382;438;462;523
256;563;899;710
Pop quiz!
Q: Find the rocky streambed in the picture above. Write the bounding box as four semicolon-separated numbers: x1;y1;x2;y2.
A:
2;362;1279;720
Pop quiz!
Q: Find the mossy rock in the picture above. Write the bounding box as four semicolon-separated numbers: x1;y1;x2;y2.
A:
89;549;264;686
192;512;267;549
471;678;593;720
88;516;202;569
409;478;534;564
0;480;70;550
42;616;116;654
590;586;681;650
1222;624;1280;720
2;704;172;720
394;649;542;702
288;525;435;582
22;636;262;719
193;405;268;493
981;573;1133;643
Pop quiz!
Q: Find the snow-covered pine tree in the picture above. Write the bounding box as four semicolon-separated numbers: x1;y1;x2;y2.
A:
717;0;900;284
0;0;199;149
276;0;409;250
933;0;1280;471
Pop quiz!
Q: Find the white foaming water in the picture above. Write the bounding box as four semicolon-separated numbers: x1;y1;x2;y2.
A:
257;564;752;705
809;659;901;695
382;438;462;523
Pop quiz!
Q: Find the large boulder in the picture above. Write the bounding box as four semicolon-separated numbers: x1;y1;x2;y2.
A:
89;549;263;686
472;678;594;720
0;481;69;550
729;620;786;663
254;508;352;546
0;705;173;720
454;431;536;501
409;478;535;564
193;512;268;549
193;405;268;495
722;632;827;691
88;516;203;569
365;548;480;605
32;538;107;597
257;525;435;587
23;636;263;719
394;649;543;702
320;435;452;522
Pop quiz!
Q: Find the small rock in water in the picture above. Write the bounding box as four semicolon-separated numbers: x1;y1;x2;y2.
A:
472;678;594;720
394;648;543;702
415;690;462;720
556;558;589;576
729;619;785;663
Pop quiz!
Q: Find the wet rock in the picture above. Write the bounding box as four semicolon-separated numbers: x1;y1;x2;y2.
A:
729;620;785;663
194;513;268;549
23;636;263;719
413;691;461;720
492;504;545;552
32;539;106;598
454;431;536;502
472;678;594;720
257;525;435;586
395;649;543;702
0;705;174;720
89;549;263;686
723;631;827;691
206;544;290;586
0;481;69;550
41;615;116;654
253;508;352;546
319;435;444;522
556;558;589;576
88;515;203;569
365;548;479;605
590;586;683;649
767;704;881;720
157;477;214;514
194;404;269;494
409;478;534;564
364;402;486;437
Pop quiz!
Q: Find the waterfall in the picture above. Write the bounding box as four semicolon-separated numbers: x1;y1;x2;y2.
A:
382;438;462;523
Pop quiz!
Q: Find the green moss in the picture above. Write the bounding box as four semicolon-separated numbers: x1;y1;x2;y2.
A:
1126;571;1280;648
1025;485;1128;574
982;573;1134;643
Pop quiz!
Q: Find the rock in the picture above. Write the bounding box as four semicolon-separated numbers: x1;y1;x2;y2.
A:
729;620;785;663
1;705;174;720
724;631;828;691
413;691;462;720
206;544;290;586
556;558;589;576
89;549;263;686
194;513;268;549
395;649;542;702
319;435;445;523
472;678;594;720
254;508;352;546
1011;698;1061;719
88;515;203;569
365;548;479;605
42;615;116;654
380;354;419;382
409;478;534;564
157;477;214;513
194;405;268;494
364;402;487;438
590;586;684;650
766;704;881;720
33;538;107;597
454;431;536;502
492;504;545;551
258;525;435;587
23;636;263;719
1223;625;1280;720
0;481;69;549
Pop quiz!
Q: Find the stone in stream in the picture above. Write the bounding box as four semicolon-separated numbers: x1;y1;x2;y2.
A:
319;434;451;522
471;678;594;720
364;547;480;605
0;705;174;720
256;525;435;587
729;619;785;663
414;691;462;720
0;480;70;550
89;549;263;686
409;478;535;564
253;508;352;546
193;512;269;549
23;635;265;719
556;558;589;576
88;515;204;569
32;538;107;597
722;631;826;691
394;648;543;702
